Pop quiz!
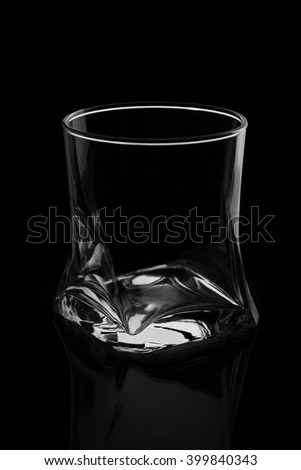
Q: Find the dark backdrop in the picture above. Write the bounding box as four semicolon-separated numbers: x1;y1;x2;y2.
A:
10;51;300;449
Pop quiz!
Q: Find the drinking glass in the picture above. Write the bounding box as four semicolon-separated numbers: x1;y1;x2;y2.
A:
54;103;258;449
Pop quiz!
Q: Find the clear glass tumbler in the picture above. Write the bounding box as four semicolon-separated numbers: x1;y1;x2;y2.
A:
54;103;259;449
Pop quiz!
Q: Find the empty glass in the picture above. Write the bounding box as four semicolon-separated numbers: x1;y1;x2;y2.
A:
54;103;259;448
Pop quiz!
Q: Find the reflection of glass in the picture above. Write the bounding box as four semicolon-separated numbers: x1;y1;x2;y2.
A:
54;103;259;448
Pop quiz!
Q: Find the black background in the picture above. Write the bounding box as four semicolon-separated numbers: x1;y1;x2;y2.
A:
10;51;300;449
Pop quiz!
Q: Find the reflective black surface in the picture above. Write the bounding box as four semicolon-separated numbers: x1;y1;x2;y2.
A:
56;316;255;449
10;52;301;449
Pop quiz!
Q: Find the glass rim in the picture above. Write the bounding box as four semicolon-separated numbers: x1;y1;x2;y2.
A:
62;102;248;146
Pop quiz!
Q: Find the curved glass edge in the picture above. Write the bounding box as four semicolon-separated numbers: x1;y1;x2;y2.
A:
62;102;248;146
